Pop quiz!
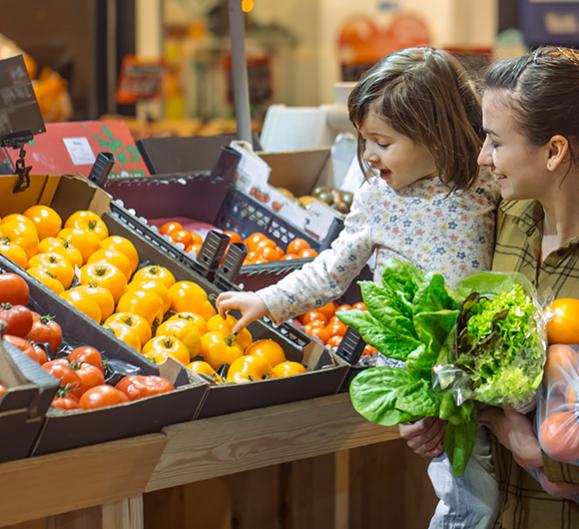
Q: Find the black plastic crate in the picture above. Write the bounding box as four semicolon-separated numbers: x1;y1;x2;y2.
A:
215;187;344;253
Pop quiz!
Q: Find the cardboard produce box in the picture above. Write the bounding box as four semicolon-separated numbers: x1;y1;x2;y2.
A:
0;339;59;462
0;253;208;455
1;173;350;422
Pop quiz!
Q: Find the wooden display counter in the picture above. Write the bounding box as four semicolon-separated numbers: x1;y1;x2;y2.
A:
0;394;436;529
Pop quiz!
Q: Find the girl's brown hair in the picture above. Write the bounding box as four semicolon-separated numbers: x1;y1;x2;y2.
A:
483;46;579;168
348;47;483;192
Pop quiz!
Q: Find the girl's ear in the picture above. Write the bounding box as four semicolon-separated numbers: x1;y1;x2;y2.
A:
546;135;569;172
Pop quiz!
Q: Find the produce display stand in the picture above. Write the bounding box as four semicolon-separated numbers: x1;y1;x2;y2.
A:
0;393;426;529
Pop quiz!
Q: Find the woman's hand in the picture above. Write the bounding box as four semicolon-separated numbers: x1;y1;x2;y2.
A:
537;471;579;499
399;417;446;459
479;407;543;471
215;291;269;333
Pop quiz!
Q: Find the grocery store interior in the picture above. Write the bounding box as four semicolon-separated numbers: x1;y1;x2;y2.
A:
0;1;577;529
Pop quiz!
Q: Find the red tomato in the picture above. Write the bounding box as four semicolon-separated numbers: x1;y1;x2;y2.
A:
301;311;328;325
307;326;330;343
115;375;175;401
3;334;36;361
52;393;80;410
298;248;318;258
79;385;129;410
170;229;193;246
352;302;367;311
362;344;378;357
74;362;106;393
68;346;104;372
26;314;63;353
327;335;343;347
31;344;49;365
223;230;242;244
0;384;6;397
159;221;183;236
42;359;83;398
0;273;29;305
0;304;33;337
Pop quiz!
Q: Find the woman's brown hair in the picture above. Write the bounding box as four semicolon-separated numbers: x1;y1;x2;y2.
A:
347;47;483;192
483;46;579;168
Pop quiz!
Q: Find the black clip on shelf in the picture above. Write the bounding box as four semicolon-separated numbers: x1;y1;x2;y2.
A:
215;242;247;291
196;230;230;281
335;327;365;366
88;152;115;187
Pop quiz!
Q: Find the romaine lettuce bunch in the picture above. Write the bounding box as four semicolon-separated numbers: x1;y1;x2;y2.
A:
338;260;545;477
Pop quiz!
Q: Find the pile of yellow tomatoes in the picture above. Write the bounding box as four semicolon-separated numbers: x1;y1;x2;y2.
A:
0;205;305;384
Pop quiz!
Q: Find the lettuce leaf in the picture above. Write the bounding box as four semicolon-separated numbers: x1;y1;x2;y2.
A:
349;366;439;426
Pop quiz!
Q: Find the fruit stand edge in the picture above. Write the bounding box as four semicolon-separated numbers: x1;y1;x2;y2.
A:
145;393;399;492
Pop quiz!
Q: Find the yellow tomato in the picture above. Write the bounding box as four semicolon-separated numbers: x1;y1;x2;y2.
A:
23;205;62;240
226;354;272;384
28;252;75;288
99;236;139;272
27;267;64;294
168;281;214;319
270;361;306;379
2;214;36;230
187;360;223;383
206;314;252;351
104;323;142;351
88;248;132;280
79;262;127;303
127;280;171;313
156;319;201;359
116;289;164;327
132;265;176;289
65;210;109;241
0;241;28;268
166;312;208;335
72;285;115;322
58;228;100;264
200;331;244;370
142;335;190;365
39;237;83;268
60;289;102;323
245;339;286;368
104;312;152;345
0;220;39;258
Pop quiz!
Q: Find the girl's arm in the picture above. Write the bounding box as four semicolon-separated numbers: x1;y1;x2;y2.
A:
217;182;377;330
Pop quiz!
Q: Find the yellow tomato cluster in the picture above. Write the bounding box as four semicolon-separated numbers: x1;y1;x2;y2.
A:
0;205;305;382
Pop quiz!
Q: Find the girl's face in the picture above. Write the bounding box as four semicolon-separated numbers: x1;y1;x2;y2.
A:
478;90;549;201
359;109;437;190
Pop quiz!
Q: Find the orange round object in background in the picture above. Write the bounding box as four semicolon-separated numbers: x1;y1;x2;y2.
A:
546;298;579;344
244;232;267;251
298;248;318;258
223;230;242;244
159;221;183;235
287;238;310;255
171;229;193;246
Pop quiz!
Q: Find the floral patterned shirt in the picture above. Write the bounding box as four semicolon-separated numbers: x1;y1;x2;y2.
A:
258;173;500;323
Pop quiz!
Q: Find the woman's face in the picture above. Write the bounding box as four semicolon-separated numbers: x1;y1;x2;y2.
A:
478;89;549;201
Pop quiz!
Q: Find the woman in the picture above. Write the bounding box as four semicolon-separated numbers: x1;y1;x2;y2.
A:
400;46;579;529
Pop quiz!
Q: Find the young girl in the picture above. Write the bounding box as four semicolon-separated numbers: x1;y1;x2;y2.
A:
217;47;500;529
401;46;579;529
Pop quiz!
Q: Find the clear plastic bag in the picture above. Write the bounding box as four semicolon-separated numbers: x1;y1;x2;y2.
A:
536;344;579;465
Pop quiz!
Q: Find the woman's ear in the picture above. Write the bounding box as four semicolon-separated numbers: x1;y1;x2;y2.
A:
546;135;569;172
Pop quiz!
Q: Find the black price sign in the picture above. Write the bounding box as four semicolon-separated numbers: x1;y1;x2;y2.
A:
0;55;45;140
